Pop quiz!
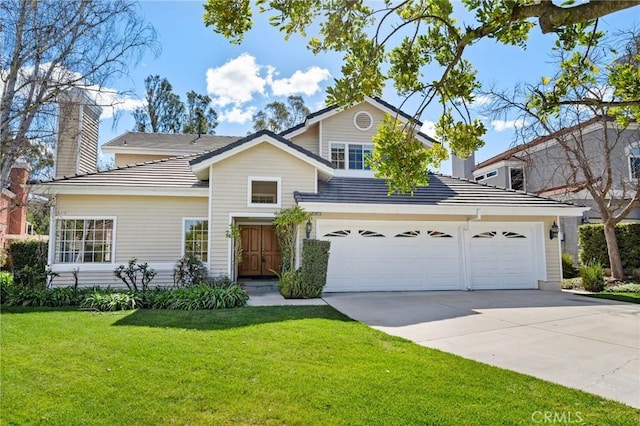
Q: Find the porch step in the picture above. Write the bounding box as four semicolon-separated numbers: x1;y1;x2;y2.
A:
240;280;279;294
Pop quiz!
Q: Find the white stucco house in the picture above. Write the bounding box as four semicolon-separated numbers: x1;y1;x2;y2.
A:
30;94;587;291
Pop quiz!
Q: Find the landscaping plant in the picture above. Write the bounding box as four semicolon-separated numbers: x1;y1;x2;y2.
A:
580;261;605;292
561;252;578;279
173;254;208;287
114;258;157;291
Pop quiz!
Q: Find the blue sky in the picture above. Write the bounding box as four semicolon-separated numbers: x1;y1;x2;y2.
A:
98;1;639;173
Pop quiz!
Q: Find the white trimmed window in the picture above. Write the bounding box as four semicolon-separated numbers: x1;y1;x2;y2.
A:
629;146;640;179
330;143;373;170
54;218;114;263
184;219;208;262
248;177;281;207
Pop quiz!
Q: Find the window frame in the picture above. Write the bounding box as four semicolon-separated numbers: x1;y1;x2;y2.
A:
628;146;640;179
247;176;282;208
53;216;116;265
330;142;374;171
509;167;525;191
182;217;209;262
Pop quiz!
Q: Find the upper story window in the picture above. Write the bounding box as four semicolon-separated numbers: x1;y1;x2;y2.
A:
54;218;114;264
629;147;640;179
184;218;208;262
510;168;525;191
248;177;281;207
331;142;373;170
475;169;497;182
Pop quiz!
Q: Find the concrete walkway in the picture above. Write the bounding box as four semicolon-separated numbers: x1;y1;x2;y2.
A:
247;291;327;306
323;290;640;408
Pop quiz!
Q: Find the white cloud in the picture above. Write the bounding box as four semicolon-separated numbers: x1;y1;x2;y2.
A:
491;118;528;132
206;53;267;107
420;120;436;137
205;54;331;108
218;106;256;124
270;66;331;97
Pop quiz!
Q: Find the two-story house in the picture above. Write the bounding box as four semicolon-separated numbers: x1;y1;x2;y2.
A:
455;116;640;261
30;93;586;291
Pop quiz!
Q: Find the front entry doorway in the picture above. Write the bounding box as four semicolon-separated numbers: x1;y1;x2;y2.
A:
238;225;281;277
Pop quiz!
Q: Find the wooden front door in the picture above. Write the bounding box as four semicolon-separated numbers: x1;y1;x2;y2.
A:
238;225;281;277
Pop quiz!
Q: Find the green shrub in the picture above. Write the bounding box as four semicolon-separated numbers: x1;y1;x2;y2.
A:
605;283;640;293
580;261;605;292
278;269;302;299
579;223;640;270
1;283;248;311
561;252;578;279
7;241;48;288
2;286;84;307
298;239;330;298
0;271;14;301
173;254;208;287
82;291;138;311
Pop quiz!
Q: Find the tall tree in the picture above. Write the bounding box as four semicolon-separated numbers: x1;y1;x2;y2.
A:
1;0;157;193
486;30;640;279
203;0;640;193
132;75;184;133
182;91;218;135
252;95;310;133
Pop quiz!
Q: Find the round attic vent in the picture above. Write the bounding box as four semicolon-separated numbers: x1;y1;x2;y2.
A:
353;111;373;131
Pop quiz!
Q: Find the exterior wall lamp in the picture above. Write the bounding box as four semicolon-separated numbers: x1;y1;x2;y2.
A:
549;221;559;240
305;218;312;239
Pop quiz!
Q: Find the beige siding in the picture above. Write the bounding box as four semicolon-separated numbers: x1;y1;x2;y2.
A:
52;194;208;287
114;153;171;167
313;213;562;290
289;123;319;154
55;102;81;178
320;103;387;159
209;142;316;276
78;106;99;174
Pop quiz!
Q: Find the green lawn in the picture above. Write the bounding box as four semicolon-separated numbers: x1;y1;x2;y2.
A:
1;306;637;425
586;292;640;304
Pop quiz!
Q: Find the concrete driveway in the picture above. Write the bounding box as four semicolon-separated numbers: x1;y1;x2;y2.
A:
323;290;640;408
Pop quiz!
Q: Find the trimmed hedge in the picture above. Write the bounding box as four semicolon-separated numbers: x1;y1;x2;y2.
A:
7;240;48;288
7;240;48;272
279;239;331;299
300;239;330;298
579;223;640;270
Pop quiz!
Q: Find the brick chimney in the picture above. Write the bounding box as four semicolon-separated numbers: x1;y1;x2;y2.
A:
55;89;103;178
7;162;29;235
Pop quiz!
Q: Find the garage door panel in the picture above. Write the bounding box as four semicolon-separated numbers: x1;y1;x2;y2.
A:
469;224;538;290
319;220;462;292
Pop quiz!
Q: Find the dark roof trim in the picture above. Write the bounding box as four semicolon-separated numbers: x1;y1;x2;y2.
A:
189;129;333;168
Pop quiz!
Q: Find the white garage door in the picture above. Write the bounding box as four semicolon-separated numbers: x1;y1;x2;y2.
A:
468;223;543;290
317;220;545;292
317;220;464;292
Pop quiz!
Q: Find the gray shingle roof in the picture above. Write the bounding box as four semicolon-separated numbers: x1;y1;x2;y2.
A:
32;155;206;189
294;175;577;208
101;131;240;153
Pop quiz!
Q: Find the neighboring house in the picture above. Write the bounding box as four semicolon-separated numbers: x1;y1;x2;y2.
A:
454;116;640;261
0;162;36;251
30;95;586;291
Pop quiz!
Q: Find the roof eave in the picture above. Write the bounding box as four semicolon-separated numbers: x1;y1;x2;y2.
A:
29;183;209;198
297;201;588;217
